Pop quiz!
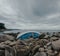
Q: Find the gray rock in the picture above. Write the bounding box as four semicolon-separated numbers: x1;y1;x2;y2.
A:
0;34;14;42
50;37;59;41
44;35;50;39
5;45;15;56
47;50;58;56
34;52;47;56
52;39;60;50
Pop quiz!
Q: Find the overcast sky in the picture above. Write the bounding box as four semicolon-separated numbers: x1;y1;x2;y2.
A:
0;0;60;30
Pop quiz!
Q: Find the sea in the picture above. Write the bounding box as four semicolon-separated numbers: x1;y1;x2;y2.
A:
0;29;60;38
0;29;60;36
0;29;60;33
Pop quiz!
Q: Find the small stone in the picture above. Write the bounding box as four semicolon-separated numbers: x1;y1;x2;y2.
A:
39;48;45;52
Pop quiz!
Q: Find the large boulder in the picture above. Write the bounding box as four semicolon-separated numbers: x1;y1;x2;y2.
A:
15;45;30;56
5;45;15;56
0;34;14;42
52;40;60;51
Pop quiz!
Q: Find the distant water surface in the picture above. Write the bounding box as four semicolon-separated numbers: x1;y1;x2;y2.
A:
0;29;60;34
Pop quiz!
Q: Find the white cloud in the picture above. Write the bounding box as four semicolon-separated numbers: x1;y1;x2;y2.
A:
0;0;60;30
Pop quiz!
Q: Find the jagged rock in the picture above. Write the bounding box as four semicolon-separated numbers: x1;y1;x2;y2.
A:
0;42;6;48
44;35;50;39
46;42;52;50
32;45;40;55
46;42;52;46
16;40;26;45
4;40;12;45
50;37;59;41
9;41;16;46
40;39;49;45
39;33;45;39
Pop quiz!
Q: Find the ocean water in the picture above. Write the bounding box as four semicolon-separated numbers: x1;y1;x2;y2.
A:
0;29;60;34
21;29;60;32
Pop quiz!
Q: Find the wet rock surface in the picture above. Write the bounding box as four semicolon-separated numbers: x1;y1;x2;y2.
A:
0;32;60;56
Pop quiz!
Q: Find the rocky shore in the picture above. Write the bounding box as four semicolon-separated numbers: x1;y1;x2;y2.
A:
0;32;60;56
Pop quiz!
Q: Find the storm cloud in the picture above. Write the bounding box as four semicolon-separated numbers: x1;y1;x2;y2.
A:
0;0;60;30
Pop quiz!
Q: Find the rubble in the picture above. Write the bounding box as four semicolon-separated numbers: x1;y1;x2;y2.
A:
0;32;60;56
